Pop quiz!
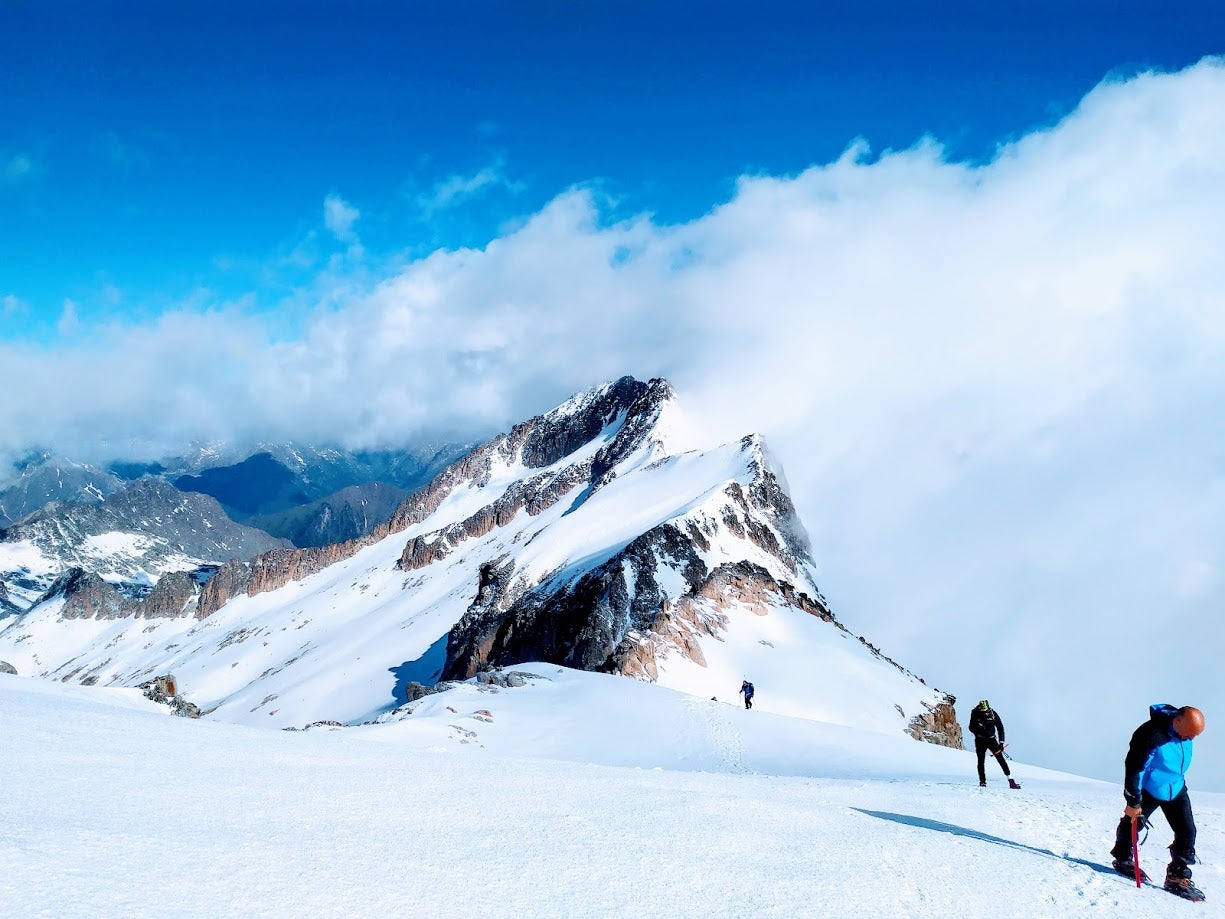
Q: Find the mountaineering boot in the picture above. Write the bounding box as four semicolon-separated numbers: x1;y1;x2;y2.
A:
1165;867;1206;901
979;780;986;787
1163;875;1205;901
1008;778;1021;789
1112;858;1150;883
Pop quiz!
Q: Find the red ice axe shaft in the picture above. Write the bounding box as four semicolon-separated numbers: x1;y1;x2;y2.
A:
1131;816;1142;888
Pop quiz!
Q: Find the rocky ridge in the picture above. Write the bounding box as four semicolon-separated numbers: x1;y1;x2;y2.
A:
173;377;672;619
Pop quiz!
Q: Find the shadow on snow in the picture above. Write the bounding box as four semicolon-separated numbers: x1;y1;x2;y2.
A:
387;633;449;705
850;809;1124;879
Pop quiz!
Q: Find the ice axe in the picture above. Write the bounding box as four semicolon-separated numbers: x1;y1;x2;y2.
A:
1130;815;1142;888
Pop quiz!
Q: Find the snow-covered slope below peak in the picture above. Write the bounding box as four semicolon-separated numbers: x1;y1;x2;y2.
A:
7;669;1219;919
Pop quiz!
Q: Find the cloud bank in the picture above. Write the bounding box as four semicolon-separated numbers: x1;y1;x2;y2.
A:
3;59;1225;786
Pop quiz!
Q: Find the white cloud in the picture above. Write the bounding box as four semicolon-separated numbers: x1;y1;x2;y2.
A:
416;155;523;215
3;58;1225;786
323;193;360;242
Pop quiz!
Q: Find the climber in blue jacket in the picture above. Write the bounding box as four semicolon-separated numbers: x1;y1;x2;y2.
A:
1109;704;1206;900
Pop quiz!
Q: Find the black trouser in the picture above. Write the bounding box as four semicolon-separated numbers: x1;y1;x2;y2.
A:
975;736;1010;782
1110;786;1197;876
743;696;753;709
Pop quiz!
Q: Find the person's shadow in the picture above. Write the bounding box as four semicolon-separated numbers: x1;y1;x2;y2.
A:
850;809;1127;879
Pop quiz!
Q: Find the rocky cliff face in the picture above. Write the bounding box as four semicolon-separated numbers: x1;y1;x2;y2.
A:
611;559;834;682
194;534;390;619
906;694;963;748
45;567;202;620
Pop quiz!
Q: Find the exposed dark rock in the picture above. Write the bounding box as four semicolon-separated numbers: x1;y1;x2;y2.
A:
137;570;200;619
443;522;709;680
520;376;650;468
130;377;671;622
4;377;959;750
47;569;129;620
0;660;16;675
139;674;200;718
38;567;204;621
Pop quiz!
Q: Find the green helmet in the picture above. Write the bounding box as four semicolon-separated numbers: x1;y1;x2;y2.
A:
978;700;990;712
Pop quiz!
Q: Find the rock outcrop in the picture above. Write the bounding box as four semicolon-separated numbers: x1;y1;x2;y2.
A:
906;694;963;748
43;567;204;620
140;674;201;718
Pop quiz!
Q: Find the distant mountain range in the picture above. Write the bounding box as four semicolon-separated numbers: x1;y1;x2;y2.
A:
0;439;473;610
0;377;961;750
166;442;464;522
0;478;292;610
0;441;470;529
0;456;127;526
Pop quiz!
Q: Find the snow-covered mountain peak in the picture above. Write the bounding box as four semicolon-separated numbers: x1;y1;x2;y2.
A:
0;377;959;752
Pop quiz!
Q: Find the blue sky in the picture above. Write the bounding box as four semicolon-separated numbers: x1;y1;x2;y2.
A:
3;1;1222;340
3;3;1225;786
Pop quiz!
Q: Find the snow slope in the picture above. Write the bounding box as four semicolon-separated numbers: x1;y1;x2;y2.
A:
2;670;1218;918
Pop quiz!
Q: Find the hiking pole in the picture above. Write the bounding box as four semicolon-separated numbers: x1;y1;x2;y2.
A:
1131;816;1142;888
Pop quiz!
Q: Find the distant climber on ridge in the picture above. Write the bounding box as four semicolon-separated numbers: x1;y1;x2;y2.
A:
739;680;755;710
969;699;1020;789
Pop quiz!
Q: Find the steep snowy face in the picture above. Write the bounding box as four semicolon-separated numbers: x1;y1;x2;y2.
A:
0;377;959;748
0;478;291;610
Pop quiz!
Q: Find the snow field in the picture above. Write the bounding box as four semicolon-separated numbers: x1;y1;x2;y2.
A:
2;670;1219;918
